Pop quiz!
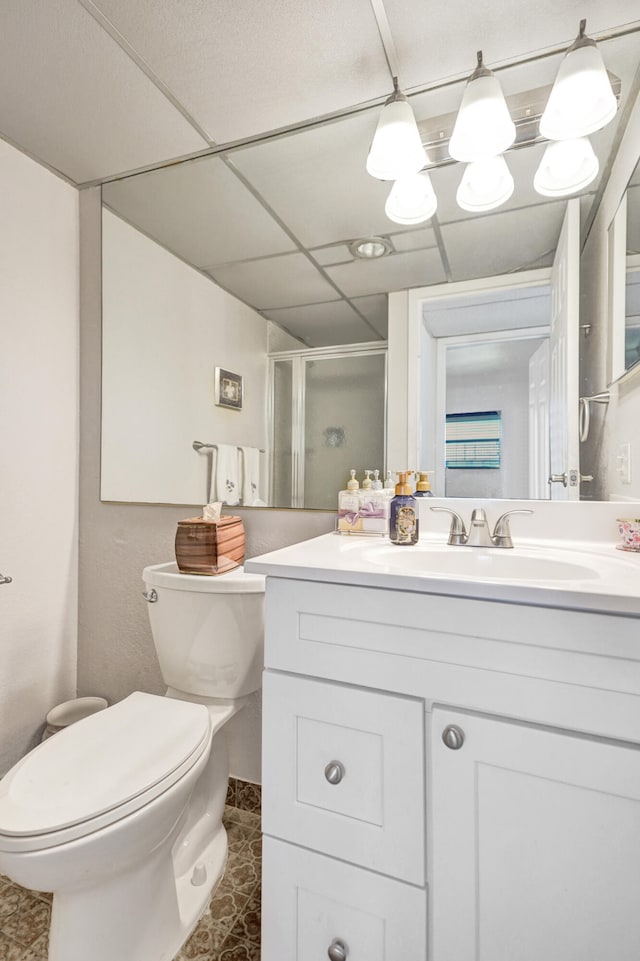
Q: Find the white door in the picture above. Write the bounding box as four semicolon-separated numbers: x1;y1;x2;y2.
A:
528;339;550;498
431;706;640;961
548;198;580;499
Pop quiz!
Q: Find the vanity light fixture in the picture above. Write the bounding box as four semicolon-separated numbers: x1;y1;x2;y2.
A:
366;77;427;181
350;237;393;259
448;51;516;163
539;19;617;141
385;170;438;224
533;137;599;197
456;155;515;212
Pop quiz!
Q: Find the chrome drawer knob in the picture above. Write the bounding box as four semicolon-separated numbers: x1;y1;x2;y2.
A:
324;761;345;785
442;724;465;750
328;938;348;961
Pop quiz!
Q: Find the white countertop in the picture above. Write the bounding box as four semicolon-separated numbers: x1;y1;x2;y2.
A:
245;531;640;617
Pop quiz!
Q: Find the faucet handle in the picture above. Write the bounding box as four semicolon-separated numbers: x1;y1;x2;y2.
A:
491;509;533;548
430;507;468;545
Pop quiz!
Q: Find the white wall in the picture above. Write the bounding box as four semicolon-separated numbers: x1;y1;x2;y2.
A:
0;140;79;774
101;210;269;505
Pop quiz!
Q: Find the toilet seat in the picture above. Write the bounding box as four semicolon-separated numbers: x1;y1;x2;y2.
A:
0;692;211;853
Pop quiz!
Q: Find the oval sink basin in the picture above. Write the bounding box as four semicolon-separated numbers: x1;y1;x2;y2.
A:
362;546;600;582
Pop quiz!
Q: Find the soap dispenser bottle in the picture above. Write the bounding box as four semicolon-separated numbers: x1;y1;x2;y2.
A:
338;470;362;531
389;471;419;545
414;471;434;497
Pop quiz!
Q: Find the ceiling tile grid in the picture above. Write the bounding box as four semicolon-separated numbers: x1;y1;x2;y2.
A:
263;300;379;348
103;153;296;266
0;0;208;183
85;0;393;143
207;251;340;310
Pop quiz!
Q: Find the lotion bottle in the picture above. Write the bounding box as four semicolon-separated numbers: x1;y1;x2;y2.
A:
414;471;434;497
389;471;419;545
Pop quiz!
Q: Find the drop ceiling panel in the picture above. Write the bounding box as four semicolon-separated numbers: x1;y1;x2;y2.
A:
231;110;396;248
440;202;566;280
102;154;296;267
351;294;389;337
0;0;207;184
383;0;640;91
390;227;438;253
310;245;355;266
326;248;447;298
88;0;392;144
263;301;379;348
208;253;338;309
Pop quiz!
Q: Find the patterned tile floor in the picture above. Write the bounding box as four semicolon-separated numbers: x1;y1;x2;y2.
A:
0;805;261;961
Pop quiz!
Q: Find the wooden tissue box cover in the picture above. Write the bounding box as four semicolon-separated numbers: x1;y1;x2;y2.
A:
175;515;245;575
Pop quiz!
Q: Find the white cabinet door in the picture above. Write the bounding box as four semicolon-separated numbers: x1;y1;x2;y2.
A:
263;671;425;884
262;837;427;961
431;707;640;961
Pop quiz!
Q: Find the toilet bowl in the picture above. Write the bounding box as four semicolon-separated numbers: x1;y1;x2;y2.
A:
0;564;265;961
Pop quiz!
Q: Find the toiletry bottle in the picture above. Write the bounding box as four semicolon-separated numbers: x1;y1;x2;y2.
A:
414;471;434;497
362;470;373;491
372;470;383;491
338;470;362;531
384;470;395;491
389;471;419;545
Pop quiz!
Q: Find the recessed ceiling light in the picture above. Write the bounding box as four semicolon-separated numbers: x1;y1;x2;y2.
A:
350;237;392;259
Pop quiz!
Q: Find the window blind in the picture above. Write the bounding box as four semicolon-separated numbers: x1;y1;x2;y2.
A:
445;410;501;469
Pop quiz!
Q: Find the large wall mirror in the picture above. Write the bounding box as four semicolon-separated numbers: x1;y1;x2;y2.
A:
101;19;640;509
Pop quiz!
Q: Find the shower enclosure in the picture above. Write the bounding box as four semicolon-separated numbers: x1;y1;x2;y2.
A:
270;344;387;510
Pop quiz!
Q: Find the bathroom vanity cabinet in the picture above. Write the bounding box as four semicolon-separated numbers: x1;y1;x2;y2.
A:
251;541;640;961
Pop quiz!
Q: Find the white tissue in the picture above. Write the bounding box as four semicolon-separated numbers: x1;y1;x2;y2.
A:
203;502;222;522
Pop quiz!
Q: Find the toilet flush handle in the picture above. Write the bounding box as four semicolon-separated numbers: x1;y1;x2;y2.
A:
142;588;158;603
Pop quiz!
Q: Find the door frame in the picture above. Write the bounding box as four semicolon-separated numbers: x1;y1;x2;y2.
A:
389;268;552;495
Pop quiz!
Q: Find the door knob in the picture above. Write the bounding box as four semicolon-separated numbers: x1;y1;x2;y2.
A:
548;473;568;487
0;573;12;585
327;938;348;961
442;724;465;750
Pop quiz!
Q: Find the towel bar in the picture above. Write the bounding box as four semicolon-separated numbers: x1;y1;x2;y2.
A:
193;441;265;453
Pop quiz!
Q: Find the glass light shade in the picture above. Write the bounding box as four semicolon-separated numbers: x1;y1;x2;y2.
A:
366;97;427;181
385;171;438;224
449;75;516;162
534;137;599;197
456;155;514;212
539;44;617;140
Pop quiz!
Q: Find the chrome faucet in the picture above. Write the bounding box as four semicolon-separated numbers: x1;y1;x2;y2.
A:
430;507;533;548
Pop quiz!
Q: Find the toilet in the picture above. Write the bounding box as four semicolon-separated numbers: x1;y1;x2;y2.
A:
0;561;265;961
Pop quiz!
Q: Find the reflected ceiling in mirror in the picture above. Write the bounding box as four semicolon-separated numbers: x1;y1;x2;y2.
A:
102;26;640;350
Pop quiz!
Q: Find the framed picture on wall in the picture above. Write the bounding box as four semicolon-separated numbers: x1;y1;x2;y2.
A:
214;368;243;410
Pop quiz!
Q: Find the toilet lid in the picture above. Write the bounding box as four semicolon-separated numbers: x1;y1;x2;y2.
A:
0;692;211;837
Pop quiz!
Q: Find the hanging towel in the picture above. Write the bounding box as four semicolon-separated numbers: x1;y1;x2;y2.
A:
240;446;261;506
213;444;240;505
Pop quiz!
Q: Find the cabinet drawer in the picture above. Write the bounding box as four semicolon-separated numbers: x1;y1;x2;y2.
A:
262;671;425;884
262;836;427;961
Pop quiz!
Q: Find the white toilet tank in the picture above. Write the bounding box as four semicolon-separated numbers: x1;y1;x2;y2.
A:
142;563;265;699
